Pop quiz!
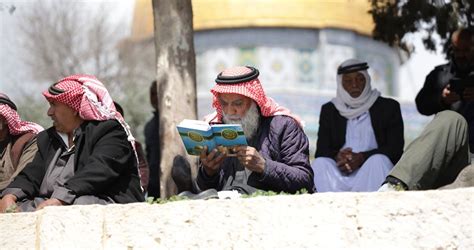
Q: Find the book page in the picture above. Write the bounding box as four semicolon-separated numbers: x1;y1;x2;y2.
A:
178;119;211;131
212;124;247;148
177;119;216;155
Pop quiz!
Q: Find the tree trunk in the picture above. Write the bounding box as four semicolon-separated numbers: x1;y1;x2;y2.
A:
152;0;197;198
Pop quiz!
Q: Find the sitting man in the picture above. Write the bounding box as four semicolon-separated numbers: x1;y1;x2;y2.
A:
0;93;43;190
379;110;471;191
415;28;473;157
0;75;144;213
196;66;314;194
312;59;404;192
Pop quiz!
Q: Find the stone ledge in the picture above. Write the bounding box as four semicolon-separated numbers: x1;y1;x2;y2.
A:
0;188;472;249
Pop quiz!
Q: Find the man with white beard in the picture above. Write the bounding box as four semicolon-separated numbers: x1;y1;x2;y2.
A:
195;66;314;194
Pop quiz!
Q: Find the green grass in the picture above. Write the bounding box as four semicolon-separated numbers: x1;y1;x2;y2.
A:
146;195;189;204
4;204;18;213
147;188;309;204
241;188;308;198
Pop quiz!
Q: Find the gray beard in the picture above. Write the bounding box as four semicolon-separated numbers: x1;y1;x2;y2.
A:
222;102;260;140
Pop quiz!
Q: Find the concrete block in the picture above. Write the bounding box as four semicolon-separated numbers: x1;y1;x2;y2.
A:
1;188;472;249
0;211;37;249
100;189;473;249
38;205;105;249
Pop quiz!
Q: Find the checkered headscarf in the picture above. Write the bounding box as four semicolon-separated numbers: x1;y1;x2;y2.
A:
206;66;303;127
0;93;43;135
42;74;138;160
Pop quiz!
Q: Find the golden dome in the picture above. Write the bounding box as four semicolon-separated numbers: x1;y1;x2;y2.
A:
131;0;374;41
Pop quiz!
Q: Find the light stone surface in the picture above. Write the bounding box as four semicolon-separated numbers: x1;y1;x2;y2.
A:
38;205;105;249
0;211;37;249
0;188;473;249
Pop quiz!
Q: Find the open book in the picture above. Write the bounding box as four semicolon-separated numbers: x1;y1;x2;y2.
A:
177;119;248;155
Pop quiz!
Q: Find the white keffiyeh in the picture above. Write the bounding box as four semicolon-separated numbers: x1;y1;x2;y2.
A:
331;59;380;119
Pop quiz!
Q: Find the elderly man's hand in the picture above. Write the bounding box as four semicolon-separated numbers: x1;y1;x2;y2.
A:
346;152;364;172
234;146;266;174
0;194;18;213
336;148;352;167
200;146;226;176
35;198;65;211
336;148;364;175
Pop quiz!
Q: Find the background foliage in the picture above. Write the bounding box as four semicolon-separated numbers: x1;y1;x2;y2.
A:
2;0;154;142
370;0;473;55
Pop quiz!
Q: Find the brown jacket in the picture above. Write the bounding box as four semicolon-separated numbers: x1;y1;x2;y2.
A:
0;133;37;190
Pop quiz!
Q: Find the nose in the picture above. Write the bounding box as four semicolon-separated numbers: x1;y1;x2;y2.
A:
47;106;54;116
351;80;359;89
223;106;236;116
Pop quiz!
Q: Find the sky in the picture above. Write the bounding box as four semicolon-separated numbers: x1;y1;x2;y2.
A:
398;33;446;101
0;0;447;102
0;0;135;97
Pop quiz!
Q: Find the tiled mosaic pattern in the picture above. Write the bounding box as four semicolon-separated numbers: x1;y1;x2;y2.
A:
195;34;428;156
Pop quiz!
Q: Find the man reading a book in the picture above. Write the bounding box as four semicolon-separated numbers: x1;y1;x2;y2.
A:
196;66;314;194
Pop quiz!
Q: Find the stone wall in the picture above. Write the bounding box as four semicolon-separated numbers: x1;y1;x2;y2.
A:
1;188;472;249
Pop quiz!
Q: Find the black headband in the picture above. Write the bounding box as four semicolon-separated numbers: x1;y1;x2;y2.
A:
337;62;369;75
48;82;65;95
215;66;260;84
0;96;17;111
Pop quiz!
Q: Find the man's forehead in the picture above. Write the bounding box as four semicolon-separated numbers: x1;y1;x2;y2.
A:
49;100;71;109
342;72;364;78
218;93;249;102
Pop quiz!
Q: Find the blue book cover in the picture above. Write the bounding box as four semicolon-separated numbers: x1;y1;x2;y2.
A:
177;119;247;155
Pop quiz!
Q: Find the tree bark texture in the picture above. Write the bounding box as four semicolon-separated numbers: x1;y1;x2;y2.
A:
152;0;197;198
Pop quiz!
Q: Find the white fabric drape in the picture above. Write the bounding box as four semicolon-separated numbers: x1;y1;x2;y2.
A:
331;59;380;119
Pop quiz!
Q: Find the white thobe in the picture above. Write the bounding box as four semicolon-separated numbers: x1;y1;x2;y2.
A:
312;112;393;192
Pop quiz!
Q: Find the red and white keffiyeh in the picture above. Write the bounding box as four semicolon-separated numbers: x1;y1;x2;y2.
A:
0;93;43;135
42;74;137;158
205;66;304;127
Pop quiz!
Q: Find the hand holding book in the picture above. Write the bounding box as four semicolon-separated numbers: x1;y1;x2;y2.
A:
199;145;227;176
199;144;266;176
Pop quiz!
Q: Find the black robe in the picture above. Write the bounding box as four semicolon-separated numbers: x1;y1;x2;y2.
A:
5;120;144;203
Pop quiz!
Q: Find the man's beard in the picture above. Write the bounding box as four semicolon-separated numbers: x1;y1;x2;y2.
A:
222;102;260;140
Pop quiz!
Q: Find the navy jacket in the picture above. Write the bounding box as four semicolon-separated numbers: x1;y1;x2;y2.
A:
315;97;404;165
196;115;314;194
